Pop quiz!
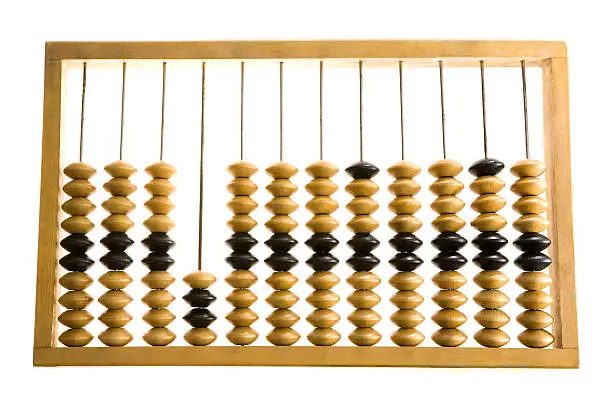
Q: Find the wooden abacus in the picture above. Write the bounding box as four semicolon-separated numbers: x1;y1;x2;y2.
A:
34;40;577;367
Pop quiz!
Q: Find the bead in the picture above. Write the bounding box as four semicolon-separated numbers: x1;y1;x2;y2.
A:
472;232;508;252
266;179;297;197
101;232;134;251
348;328;381;346
391;309;425;328
514;233;551;252
306;160;338;178
474;309;510;329
431;195;465;214
347;271;381;290
511;177;547;196
389;196;421;214
389;253;423;272
512;195;548;214
305;233;339;252
102;214;134;232
306;253;339;271
100;251;133;270
346;197;379;215
432;290;467;308
142;232;175;252
471;194;506;213
266;309;300;328
105;160;137;178
389;214;422;233
517;290;553;309
432;271;467;290
306;271;340;290
306;214;339;233
265;215;298;233
346;179;379;197
266;271;298;290
347;215;379;233
390;290;424;309
265;197;297;215
226;270;258;288
59;290;93;309
144;178;175;196
228;161;257;178
267;328;300;346
388;161;420;178
58;309;93;328
518;329;554;348
515;252;552;271
429;177;463;196
227;214;257;232
432;232;467;251
470;176;505;194
389;232;422;252
473;270;509;289
306;289;340;308
62;197;96;216
388;178;421;196
348;290;381;308
473;289;509;308
142;289;175;308
104;177;137;196
306;178;339;196
306;196;339;214
513;214;549;233
59;271;93;290
266;162;298;178
60;233;94;253
468;158;504;176
184;271;216;289
432;251;467;270
99;328;133;347
516;272;552;291
432;308;467;328
98;271;132;290
266;290;299;308
144;214;175;232
99;309;132;327
347;253;380;271
59;252;94;272
226;308;259;326
59;328;93;347
346;161;379;179
428;159;462;178
183;308;217;328
474;328;510;348
225;252;258;270
227;177;258;196
264;252;298;271
145;195;175;214
473;252;509;270
389;272;424;291
63;179;95;197
143;327;176;346
226;233;258;253
307;309;341;328
141;252;175;270
517;310;554;329
226;327;258;345
348;309;381;327
264;233;297;252
183;289;216;308
145;161;176;178
431;328;467;347
185;328;217;346
61;216;94;234
99;290;133;309
510;159;546;178
391;328;425;346
64;162;96;179
348;233;380;252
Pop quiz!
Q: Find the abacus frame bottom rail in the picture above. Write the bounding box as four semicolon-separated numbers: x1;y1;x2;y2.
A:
33;346;578;368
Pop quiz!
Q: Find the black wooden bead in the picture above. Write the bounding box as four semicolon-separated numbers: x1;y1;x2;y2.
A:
226;252;258;270
265;252;298;271
390;252;423;272
225;232;258;252
101;232;134;251
346;161;379;179
265;233;298;253
100;251;133;270
473;252;509;270
347;253;380;271
389;232;422;252
468;158;505;177
142;252;174;271
60;233;94;253
514;233;551;252
183;289;217;308
432;232;468;251
514;252;552;271
142;233;175;252
472;232;508;252
183;308;217;328
305;233;339;253
307;253;339;271
59;252;94;272
432;251;468;270
348;233;380;253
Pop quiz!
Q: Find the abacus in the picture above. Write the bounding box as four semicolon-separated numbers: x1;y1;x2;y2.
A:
33;40;577;367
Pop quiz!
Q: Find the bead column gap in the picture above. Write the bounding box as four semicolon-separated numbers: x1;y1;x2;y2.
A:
512;60;554;348
225;61;259;346
346;60;382;347
469;60;511;348
429;60;469;347
263;61;301;346
57;62;96;347
388;61;425;347
141;61;177;346
183;62;217;346
305;61;342;346
98;62;136;347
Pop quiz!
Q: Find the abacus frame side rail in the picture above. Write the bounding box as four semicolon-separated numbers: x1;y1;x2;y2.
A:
33;347;579;368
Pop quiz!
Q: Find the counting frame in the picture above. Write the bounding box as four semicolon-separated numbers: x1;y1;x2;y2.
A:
33;40;577;367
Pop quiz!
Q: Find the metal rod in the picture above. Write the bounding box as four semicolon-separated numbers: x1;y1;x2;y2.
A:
279;61;284;161
521;60;531;159
240;61;245;160
399;60;405;160
79;62;87;162
319;60;324;160
359;60;364;161
480;60;488;158
438;60;447;159
159;61;167;161
197;62;206;270
119;62;126;160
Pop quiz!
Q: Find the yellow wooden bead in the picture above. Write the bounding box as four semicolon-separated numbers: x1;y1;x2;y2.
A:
517;310;554;329
59;328;93;347
431;195;465;214
428;159;462;178
349;328;381;346
62;197;95;216
517;290;553;309
474;328;510;348
142;289;175;308
99;327;133;347
471;194;505;213
513;214;549;233
511;176;547;196
347;290;381;308
226;327;258;345
266;179;298;197
143;327;176;346
105;160;137;178
59;272;93;291
143;308;176;327
391;328;425;346
306;214;339;233
145;196;175;214
518;329;554;348
266;309;300;328
510;159;546;178
513;195;548;215
227;177;258;196
59;290;93;309
308;328;341;346
61;216;94;234
99;289;133;309
102;196;135;215
306;178;339;196
142;271;175;289
306;196;338;214
471;213;507;232
266;290;299;308
183;271;216;289
389;196;421;214
389;214;422;233
145;161;176;179
306;289;340;308
265;197;297;215
388;178;421;196
226;289;257;307
516;272;552;291
225;270;258;288
64;162;96;179
473;289;509;309
389;272;424;291
102;214;134;232
58;309;93;329
470;176;505;195
307;309;341;328
267;328;300;346
306;160;339;178
346;197;379;215
429;177;463;196
432;214;466;232
388;161;420;179
473;270;508;289
266;162;298;179
265;215;297;233
347;271;381;290
391;309;425;328
226;308;259;326
227;214;257;232
104;177;137;196
99;309;132;327
432;271;467;290
145;178;175;196
347;215;379;233
228;161;257;178
432;308;467;329
432;289;467;308
432;328;467;347
266;271;298;290
475;309;510;329
306;271;340;290
63;179;95;197
99;271;133;290
185;328;217;346
348;309;381;328
346;179;379;197
144;214;175;233
390;290;424;309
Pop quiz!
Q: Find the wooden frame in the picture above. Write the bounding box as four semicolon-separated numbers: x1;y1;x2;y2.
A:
33;40;578;367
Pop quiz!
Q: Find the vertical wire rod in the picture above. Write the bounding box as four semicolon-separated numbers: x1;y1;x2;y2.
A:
240;61;245;160
480;60;488;158
197;61;206;270
79;62;87;162
279;61;284;161
438;60;447;159
319;60;324;160
119;62;127;160
521;60;530;159
359;60;364;161
159;61;167;161
399;60;405;160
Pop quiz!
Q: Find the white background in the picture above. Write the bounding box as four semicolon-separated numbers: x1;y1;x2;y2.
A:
1;1;609;407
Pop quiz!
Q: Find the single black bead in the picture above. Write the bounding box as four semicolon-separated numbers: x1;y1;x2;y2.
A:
390;253;423;272
60;233;93;253
347;253;380;271
265;233;298;252
346;161;379;179
472;232;508;252
306;253;339;271
59;252;94;272
432;232;468;251
142;252;175;270
347;233;380;253
389;233;422;252
100;251;133;270
514;233;551;252
514;252;552;271
101;232;134;251
225;232;258;252
183;289;217;308
226;252;258;270
432;251;468;270
305;233;339;253
142;233;175;252
265;252;298;271
183;308;217;328
468;158;505;177
473;252;509;270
